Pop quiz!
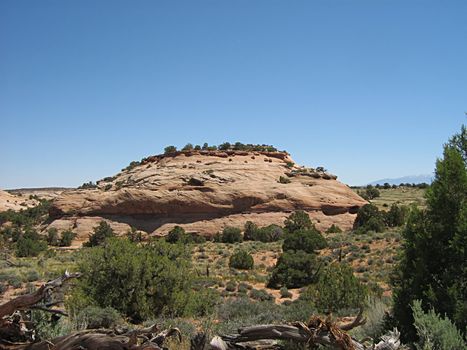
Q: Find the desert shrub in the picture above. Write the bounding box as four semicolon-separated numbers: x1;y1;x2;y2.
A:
72;238;211;322
243;221;258;241
175;288;219;317
256;224;284;242
279;176;291;184
164;145;177;154
365;217;385;233
166;226;186;243
75;305;123;329
412;300;466;350
15;229;47;257
60;230;76;247
282;228;327;254
24;270;40;282
220;226;243;243
84;221;115;247
284;211;313;233
280;287;292;298
127;227;142;243
243;221;283;242
250;288;274;302
181;143;193;151
268;251;319;289
165;226;205;244
218;142;231;150
0;272;22;288
122;161;140;172
360;185;380;200
353;204;385;232
225;280;237;292
0;199;51;227
47;227;59;246
384;204;408;227
229;250;254;270
325;224;342;234
78;181;97;189
301;262;367;312
356;298;389;341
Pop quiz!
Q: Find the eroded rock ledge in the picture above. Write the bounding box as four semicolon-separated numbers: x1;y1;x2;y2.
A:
48;151;366;243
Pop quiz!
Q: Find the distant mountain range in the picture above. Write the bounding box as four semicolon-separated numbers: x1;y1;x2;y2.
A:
368;174;433;186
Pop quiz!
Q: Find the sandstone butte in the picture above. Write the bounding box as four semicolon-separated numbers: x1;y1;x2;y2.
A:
47;150;367;244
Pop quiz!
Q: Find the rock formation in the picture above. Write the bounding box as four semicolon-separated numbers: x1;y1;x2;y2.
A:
0;190;38;212
48;150;366;242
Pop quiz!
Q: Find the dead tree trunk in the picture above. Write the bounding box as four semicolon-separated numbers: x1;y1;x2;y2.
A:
210;314;404;350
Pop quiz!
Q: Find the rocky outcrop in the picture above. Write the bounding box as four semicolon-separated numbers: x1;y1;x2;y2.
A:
48;150;366;242
0;190;38;212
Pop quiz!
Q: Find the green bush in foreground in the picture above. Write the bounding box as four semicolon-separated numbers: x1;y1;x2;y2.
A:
412;300;466;350
75;305;123;329
229;250;254;270
393;126;467;341
71;238;216;322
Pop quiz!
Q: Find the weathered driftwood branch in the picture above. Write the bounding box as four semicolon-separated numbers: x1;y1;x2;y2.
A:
0;270;81;319
210;315;404;350
0;325;182;350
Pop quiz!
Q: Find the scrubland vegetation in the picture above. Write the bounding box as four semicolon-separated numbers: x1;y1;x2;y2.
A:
1;127;466;349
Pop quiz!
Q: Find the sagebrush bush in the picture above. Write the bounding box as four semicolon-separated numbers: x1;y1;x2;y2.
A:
412;300;466;350
75;305;123;329
250;288;274;302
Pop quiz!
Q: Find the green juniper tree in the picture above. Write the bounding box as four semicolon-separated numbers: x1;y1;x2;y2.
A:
393;126;467;341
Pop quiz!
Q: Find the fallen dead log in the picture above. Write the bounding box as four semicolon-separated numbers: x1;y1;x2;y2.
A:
210;314;405;350
0;325;182;350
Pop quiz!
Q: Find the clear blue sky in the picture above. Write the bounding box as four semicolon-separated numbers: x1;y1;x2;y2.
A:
1;0;466;188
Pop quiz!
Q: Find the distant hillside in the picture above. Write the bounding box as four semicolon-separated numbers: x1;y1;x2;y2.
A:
368;174;433;186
